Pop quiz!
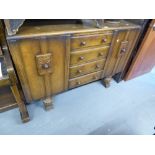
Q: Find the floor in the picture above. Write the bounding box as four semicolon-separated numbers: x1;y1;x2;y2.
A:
0;70;155;135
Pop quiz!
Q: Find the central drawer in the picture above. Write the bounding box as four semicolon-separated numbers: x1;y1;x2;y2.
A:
70;46;110;66
71;33;113;50
69;59;106;78
69;71;102;89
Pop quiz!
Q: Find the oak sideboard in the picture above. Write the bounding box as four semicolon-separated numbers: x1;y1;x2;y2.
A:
6;20;140;122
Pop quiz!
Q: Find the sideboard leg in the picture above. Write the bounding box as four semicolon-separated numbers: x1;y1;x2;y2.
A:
113;72;123;83
10;85;30;123
43;97;53;110
102;77;112;88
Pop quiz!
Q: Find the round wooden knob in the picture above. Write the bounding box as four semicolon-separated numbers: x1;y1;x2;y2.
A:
42;63;49;69
102;38;107;43
77;69;82;74
121;48;126;53
76;81;81;85
98;52;104;56
96;64;100;69
80;41;86;46
79;56;85;60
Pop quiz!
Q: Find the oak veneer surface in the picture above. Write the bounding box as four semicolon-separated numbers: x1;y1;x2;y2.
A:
69;71;102;89
7;21;139;40
8;36;67;102
104;29;140;77
69;59;106;78
70;46;109;66
70;33;113;50
7;20;140;103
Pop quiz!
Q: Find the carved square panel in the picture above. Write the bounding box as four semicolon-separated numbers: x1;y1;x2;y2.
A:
36;53;52;75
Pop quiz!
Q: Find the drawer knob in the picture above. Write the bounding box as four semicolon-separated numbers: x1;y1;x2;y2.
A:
96;64;100;69
80;41;86;46
77;69;82;74
79;56;85;60
102;38;107;43
76;81;81;85
121;48;126;53
98;52;104;56
42;63;49;69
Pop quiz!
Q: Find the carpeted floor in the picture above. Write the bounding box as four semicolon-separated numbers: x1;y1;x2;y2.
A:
0;69;155;135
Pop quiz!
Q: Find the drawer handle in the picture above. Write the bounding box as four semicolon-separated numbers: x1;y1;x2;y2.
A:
102;38;107;43
79;56;85;60
121;48;126;53
42;63;50;69
36;53;52;75
96;64;100;69
77;69;82;74
76;81;81;85
80;41;86;46
98;52;104;57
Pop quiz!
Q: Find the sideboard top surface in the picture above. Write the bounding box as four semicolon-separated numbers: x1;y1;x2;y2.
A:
7;20;140;40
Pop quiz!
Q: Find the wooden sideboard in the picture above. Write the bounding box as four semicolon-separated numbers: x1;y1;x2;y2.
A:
6;20;140;122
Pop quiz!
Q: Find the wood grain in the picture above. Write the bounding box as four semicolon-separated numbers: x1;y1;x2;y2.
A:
125;20;155;80
7;20;140;105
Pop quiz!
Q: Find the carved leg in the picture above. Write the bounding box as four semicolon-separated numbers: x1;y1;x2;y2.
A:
10;85;30;123
102;77;112;88
43;97;53;110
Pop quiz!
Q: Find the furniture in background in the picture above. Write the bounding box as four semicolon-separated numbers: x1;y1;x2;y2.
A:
125;19;155;80
6;20;140;122
0;45;30;122
0;49;18;112
0;21;29;122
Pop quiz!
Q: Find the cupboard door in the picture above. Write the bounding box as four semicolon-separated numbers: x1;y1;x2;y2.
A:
114;29;140;74
125;20;155;80
103;29;140;77
8;36;68;102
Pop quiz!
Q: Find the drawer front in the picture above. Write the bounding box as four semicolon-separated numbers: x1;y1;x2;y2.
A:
71;33;112;50
70;46;109;66
69;71;102;89
69;59;106;78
